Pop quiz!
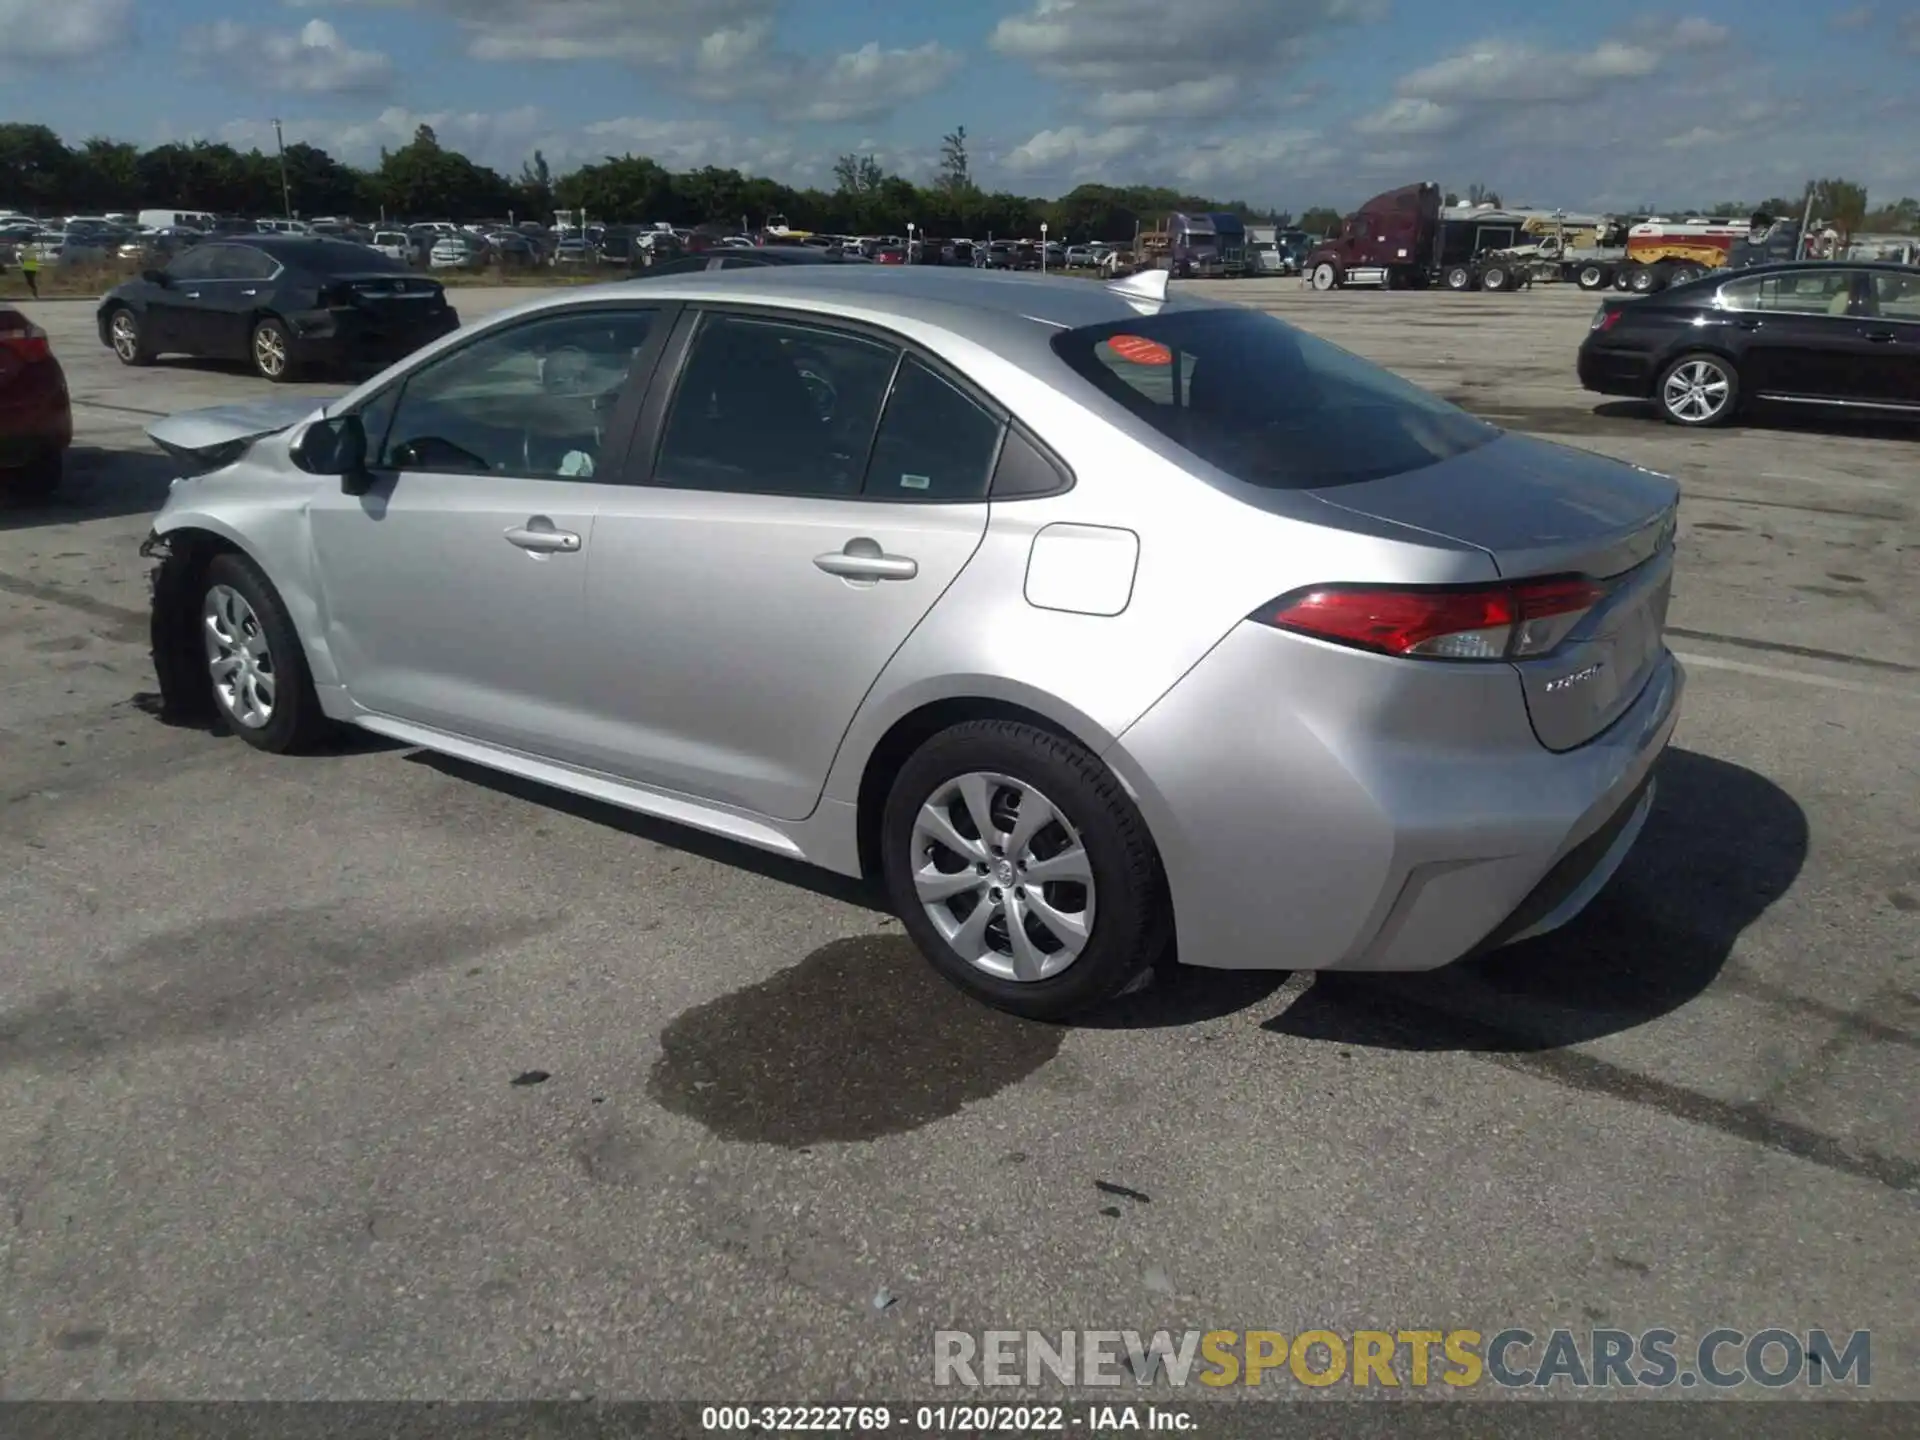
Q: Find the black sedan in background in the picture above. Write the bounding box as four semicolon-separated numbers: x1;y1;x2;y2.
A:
629;244;872;277
1579;260;1920;428
97;235;460;382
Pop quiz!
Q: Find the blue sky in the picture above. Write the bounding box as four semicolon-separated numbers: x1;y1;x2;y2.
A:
2;0;1916;210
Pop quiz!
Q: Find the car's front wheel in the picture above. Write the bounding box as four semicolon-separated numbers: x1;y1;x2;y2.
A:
250;318;295;382
1657;352;1740;427
880;720;1169;1020
198;553;331;752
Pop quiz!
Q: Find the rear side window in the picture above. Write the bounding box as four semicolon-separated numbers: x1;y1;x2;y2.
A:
861;357;1002;502
1718;271;1859;316
1050;306;1497;490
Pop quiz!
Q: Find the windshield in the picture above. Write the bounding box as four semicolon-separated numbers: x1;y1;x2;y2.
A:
1050;306;1499;490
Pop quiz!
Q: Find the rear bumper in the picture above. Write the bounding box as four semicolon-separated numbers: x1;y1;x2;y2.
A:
1578;342;1657;397
1106;622;1685;972
285;307;461;369
0;373;74;466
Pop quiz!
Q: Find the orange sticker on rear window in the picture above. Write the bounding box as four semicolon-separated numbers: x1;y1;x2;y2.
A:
1105;334;1173;366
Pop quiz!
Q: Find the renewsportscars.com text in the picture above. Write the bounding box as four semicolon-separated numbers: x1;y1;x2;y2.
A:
932;1327;1871;1390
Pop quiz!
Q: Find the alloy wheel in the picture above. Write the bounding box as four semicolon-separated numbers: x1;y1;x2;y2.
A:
1662;359;1732;424
110;311;140;361
909;771;1095;984
253;325;288;378
202;584;277;728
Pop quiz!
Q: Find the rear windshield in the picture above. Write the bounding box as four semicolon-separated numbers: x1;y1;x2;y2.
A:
1051;306;1498;489
280;240;411;275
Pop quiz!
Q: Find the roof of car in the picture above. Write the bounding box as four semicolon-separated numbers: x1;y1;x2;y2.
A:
1706;259;1920;277
555;264;1222;350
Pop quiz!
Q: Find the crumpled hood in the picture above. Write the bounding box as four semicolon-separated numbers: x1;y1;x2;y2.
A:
146;397;339;466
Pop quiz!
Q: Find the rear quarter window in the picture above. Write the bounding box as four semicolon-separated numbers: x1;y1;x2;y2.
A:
1051;307;1498;489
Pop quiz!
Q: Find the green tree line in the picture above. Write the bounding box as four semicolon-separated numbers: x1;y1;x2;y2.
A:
0;120;1313;242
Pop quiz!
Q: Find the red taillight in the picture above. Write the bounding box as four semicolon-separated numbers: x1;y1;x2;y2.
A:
1256;577;1607;660
1591;307;1621;333
0;317;51;362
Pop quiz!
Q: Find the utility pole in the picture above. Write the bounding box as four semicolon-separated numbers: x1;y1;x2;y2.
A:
272;118;292;219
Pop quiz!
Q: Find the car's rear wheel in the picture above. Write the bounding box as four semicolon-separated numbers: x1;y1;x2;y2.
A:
198;553;331;752
1657;353;1740;427
107;306;153;365
1310;261;1338;290
880;720;1169;1020
250;318;295;382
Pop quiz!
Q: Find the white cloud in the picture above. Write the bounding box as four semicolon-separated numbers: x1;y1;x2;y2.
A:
0;0;132;63
1354;97;1458;137
991;0;1379;119
1667;17;1731;49
292;0;957;119
999;125;1155;181
1396;38;1660;107
183;18;394;95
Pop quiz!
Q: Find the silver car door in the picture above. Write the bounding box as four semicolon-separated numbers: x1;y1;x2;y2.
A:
307;303;670;762
578;311;1002;820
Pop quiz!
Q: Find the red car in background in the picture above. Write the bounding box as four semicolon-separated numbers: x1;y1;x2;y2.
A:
0;306;72;501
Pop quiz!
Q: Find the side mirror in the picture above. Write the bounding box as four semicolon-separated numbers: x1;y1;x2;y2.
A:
143;268;170;286
292;414;370;491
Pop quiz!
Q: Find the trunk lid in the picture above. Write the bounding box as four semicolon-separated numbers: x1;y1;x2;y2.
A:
320;273;448;322
147;398;336;472
1308;432;1680;751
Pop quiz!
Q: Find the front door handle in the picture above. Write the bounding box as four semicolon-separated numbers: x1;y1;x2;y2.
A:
1863;330;1896;343
241;288;258;297
184;291;201;299
505;519;581;553
1736;318;1762;330
814;537;917;582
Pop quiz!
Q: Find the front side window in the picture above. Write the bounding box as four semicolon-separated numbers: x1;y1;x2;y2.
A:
654;314;899;497
380;308;657;479
1718;271;1860;316
1051;305;1498;490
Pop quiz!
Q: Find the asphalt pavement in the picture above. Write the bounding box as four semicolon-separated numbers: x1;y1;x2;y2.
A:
0;279;1913;1403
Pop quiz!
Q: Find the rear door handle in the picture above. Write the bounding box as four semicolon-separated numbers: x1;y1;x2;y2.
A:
241;288;258;296
1863;330;1896;343
814;537;917;582
505;519;581;553
1736;318;1762;330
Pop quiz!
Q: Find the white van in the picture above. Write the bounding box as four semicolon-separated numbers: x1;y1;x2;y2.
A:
137;209;217;233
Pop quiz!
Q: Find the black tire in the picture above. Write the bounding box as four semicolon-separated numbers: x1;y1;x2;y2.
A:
1444;265;1472;291
249;317;296;382
1612;267;1633;291
1;449;62;504
1481;265;1510;292
1655;352;1741;429
106;305;154;366
880;719;1170;1020
1309;261;1339;291
196;552;332;752
1577;264;1608;291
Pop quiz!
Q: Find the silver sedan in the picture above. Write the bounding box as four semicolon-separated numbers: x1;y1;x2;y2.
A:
141;265;1682;1018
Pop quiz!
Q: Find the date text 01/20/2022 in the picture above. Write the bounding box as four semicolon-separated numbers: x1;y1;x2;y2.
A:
699;1404;1193;1430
